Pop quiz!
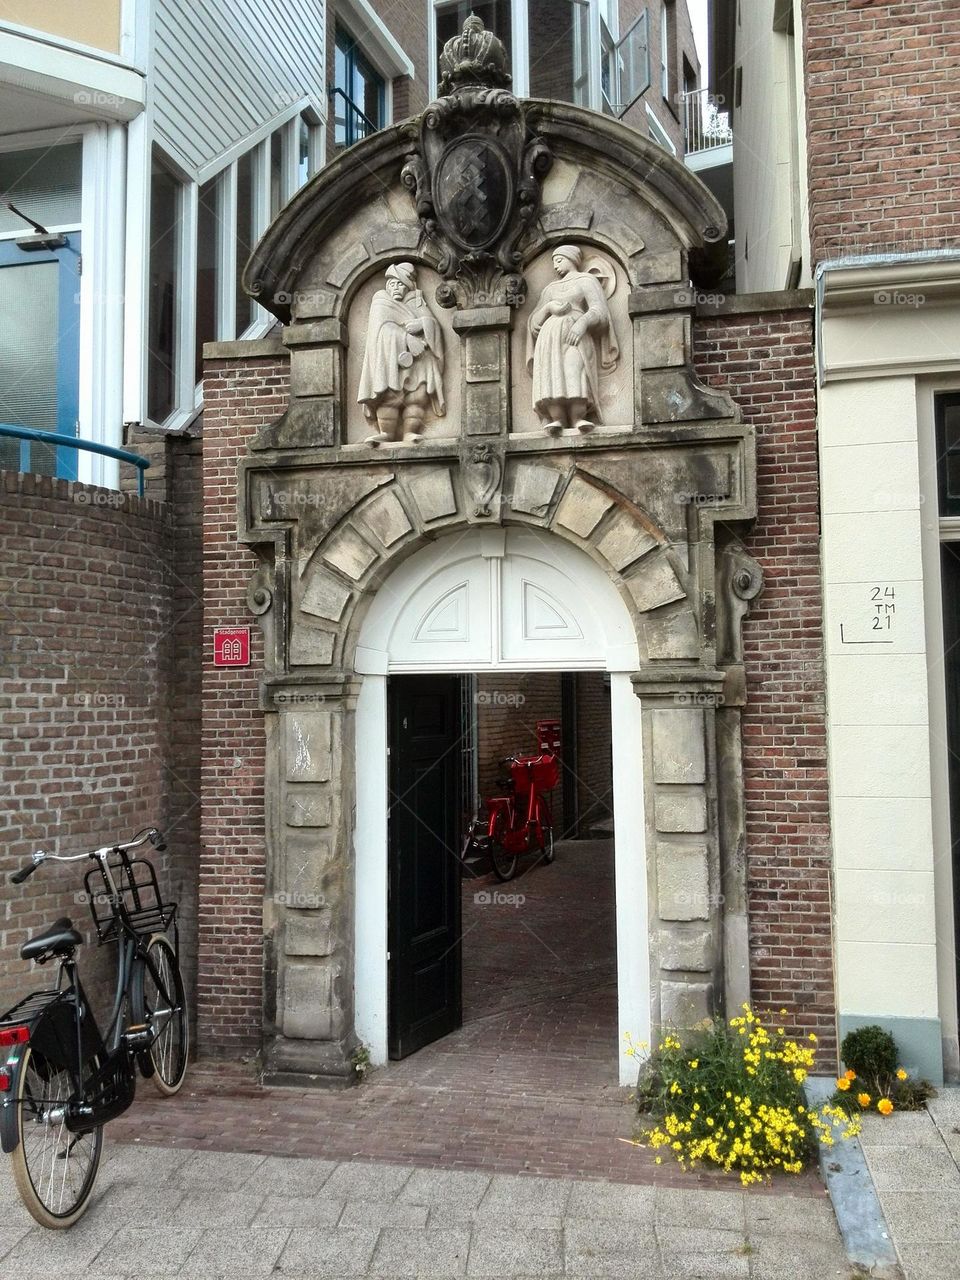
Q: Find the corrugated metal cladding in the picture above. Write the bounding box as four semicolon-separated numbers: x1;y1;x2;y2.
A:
153;0;325;173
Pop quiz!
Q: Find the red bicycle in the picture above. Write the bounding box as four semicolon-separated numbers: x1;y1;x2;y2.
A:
462;752;558;882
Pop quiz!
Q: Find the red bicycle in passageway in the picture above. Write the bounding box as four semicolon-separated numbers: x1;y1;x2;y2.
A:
461;751;559;882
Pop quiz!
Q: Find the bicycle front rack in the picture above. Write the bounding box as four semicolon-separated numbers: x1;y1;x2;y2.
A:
83;849;177;944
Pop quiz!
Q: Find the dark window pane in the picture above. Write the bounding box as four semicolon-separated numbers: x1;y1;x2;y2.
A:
298;116;311;185
147;154;180;422
936;397;960;517
195;177;219;383
334;27;385;150
529;0;588;104
235;150;255;336
270;131;283;217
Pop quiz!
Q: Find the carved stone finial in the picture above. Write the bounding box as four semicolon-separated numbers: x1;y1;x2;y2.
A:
401;16;551;310
438;13;512;94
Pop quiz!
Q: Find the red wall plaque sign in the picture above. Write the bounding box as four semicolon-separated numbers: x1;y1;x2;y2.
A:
213;627;250;667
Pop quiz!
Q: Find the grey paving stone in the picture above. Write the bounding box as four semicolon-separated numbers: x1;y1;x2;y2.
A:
175;1149;267;1190
9;1216;119;1277
476;1174;572;1218
278;1226;380;1277
0;1225;31;1262
88;1226;202;1276
897;1242;960;1279
170;1188;267;1227
744;1193;838;1237
655;1187;746;1232
369;1226;470;1277
252;1153;338;1196
251;1192;343;1229
467;1225;564;1276
657;1225;750;1278
177;1227;290;1278
857;1112;944;1149
400;1168;491;1212
877;1190;960;1243
100;1142;193;1184
865;1143;960;1192
566;1179;656;1223
339;1198;430;1227
564;1220;657;1276
318;1160;414;1202
745;1230;852;1279
92;1182;186;1217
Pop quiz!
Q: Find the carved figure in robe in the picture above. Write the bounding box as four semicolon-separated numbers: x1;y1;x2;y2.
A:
358;262;445;444
525;245;619;435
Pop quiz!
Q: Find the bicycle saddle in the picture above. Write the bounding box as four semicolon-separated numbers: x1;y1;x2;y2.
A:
20;917;82;962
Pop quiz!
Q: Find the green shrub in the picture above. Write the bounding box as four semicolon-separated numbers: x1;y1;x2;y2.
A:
630;1005;860;1186
832;1025;933;1115
841;1026;897;1082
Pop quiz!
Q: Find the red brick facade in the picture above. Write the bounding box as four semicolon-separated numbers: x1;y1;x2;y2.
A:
803;0;960;261
693;305;834;1059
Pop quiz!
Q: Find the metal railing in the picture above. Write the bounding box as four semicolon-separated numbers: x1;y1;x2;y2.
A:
0;423;150;496
678;89;733;156
329;86;380;151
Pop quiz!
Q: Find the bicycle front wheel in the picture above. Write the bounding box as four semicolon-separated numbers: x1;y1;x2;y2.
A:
10;1045;103;1229
489;814;518;881
133;934;189;1096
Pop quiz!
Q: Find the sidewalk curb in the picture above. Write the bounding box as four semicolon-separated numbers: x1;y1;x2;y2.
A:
806;1077;902;1277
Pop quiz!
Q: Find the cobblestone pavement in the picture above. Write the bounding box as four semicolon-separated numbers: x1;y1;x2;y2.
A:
859;1089;960;1278
0;1146;852;1279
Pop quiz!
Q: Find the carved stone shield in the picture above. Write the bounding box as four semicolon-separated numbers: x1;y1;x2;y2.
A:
435;137;514;253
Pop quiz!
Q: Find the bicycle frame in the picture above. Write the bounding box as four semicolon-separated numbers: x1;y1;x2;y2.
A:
487;761;549;855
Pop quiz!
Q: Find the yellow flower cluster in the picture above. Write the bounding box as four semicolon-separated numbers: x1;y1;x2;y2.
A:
835;1067;901;1116
635;1004;860;1187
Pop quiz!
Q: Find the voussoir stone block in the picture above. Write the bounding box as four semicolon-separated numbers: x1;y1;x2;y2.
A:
626;553;686;612
596;511;658;571
509;463;563;517
651;709;706;784
285;711;333;783
282;962;339;1040
643;604;700;659
658;928;713;972
554;475;614;538
322;526;379;581
300;568;351;623
288;622;336;667
657;842;710;921
655;787;707;833
409;468;458;522
660;979;714;1029
359;490;412;548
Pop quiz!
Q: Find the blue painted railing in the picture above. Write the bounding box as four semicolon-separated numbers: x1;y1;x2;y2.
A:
0;424;150;496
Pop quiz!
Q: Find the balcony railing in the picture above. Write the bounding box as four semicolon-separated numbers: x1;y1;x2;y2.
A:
678;89;733;156
0;424;150;494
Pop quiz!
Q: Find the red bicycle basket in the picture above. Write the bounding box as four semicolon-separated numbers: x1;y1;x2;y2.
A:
510;752;559;793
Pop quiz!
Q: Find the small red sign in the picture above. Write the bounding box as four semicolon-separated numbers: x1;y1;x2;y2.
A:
536;718;562;754
213;627;250;667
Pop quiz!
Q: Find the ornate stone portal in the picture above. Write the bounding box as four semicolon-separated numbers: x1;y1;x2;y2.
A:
241;19;760;1083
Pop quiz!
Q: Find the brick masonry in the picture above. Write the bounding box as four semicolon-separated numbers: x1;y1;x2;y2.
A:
0;471;195;1027
803;0;960;261
197;306;834;1067
693;305;835;1062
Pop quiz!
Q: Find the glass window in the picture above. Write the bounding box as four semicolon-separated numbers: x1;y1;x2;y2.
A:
936;394;960;517
435;0;511;80
0;144;82;235
195;176;219;383
528;0;589;105
298;116;312;186
147;152;181;423
235;149;256;337
334;27;386;150
603;12;650;116
270;130;284;218
661;2;670;99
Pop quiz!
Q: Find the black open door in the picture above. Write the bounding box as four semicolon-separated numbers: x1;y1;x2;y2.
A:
388;674;463;1059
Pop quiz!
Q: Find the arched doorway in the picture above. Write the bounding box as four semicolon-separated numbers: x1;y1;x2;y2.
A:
353;526;649;1085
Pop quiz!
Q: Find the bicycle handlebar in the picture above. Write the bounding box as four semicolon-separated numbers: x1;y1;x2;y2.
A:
8;827;166;885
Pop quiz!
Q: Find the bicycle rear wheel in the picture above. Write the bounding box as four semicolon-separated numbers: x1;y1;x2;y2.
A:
10;1046;103;1228
133;934;189;1095
489;813;518;881
538;797;555;864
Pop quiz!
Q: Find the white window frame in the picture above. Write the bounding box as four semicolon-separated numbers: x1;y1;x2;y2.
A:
660;1;669;99
646;101;677;154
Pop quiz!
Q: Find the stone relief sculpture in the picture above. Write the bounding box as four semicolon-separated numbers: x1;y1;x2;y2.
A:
358;262;446;444
525;245;620;435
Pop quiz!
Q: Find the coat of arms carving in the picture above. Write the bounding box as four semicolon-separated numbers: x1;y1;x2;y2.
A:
401;16;552;309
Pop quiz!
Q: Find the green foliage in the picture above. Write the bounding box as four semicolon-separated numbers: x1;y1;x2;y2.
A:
841;1026;897;1082
629;1006;859;1186
831;1025;933;1115
350;1042;371;1081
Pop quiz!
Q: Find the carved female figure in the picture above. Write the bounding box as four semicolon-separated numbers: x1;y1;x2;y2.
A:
358;262;445;444
525;245;619;435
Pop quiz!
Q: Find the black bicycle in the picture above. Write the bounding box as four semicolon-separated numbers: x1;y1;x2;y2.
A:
0;827;188;1228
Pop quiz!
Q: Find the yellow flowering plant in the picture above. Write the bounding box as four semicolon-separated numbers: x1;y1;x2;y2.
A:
630;1005;860;1187
831;1025;932;1117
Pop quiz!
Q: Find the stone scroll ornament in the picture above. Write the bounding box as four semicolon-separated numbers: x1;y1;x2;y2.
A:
401;15;552;309
357;262;446;445
526;246;620;435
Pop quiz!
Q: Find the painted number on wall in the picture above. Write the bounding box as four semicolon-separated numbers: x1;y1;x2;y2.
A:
840;585;896;645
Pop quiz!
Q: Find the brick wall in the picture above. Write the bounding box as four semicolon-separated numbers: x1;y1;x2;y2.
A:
0;474;180;1025
803;0;960;261
475;672;566;836
198;356;287;1057
574;673;613;834
693;305;835;1061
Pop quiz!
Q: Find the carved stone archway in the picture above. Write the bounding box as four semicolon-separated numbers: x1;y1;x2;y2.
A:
238;19;759;1082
